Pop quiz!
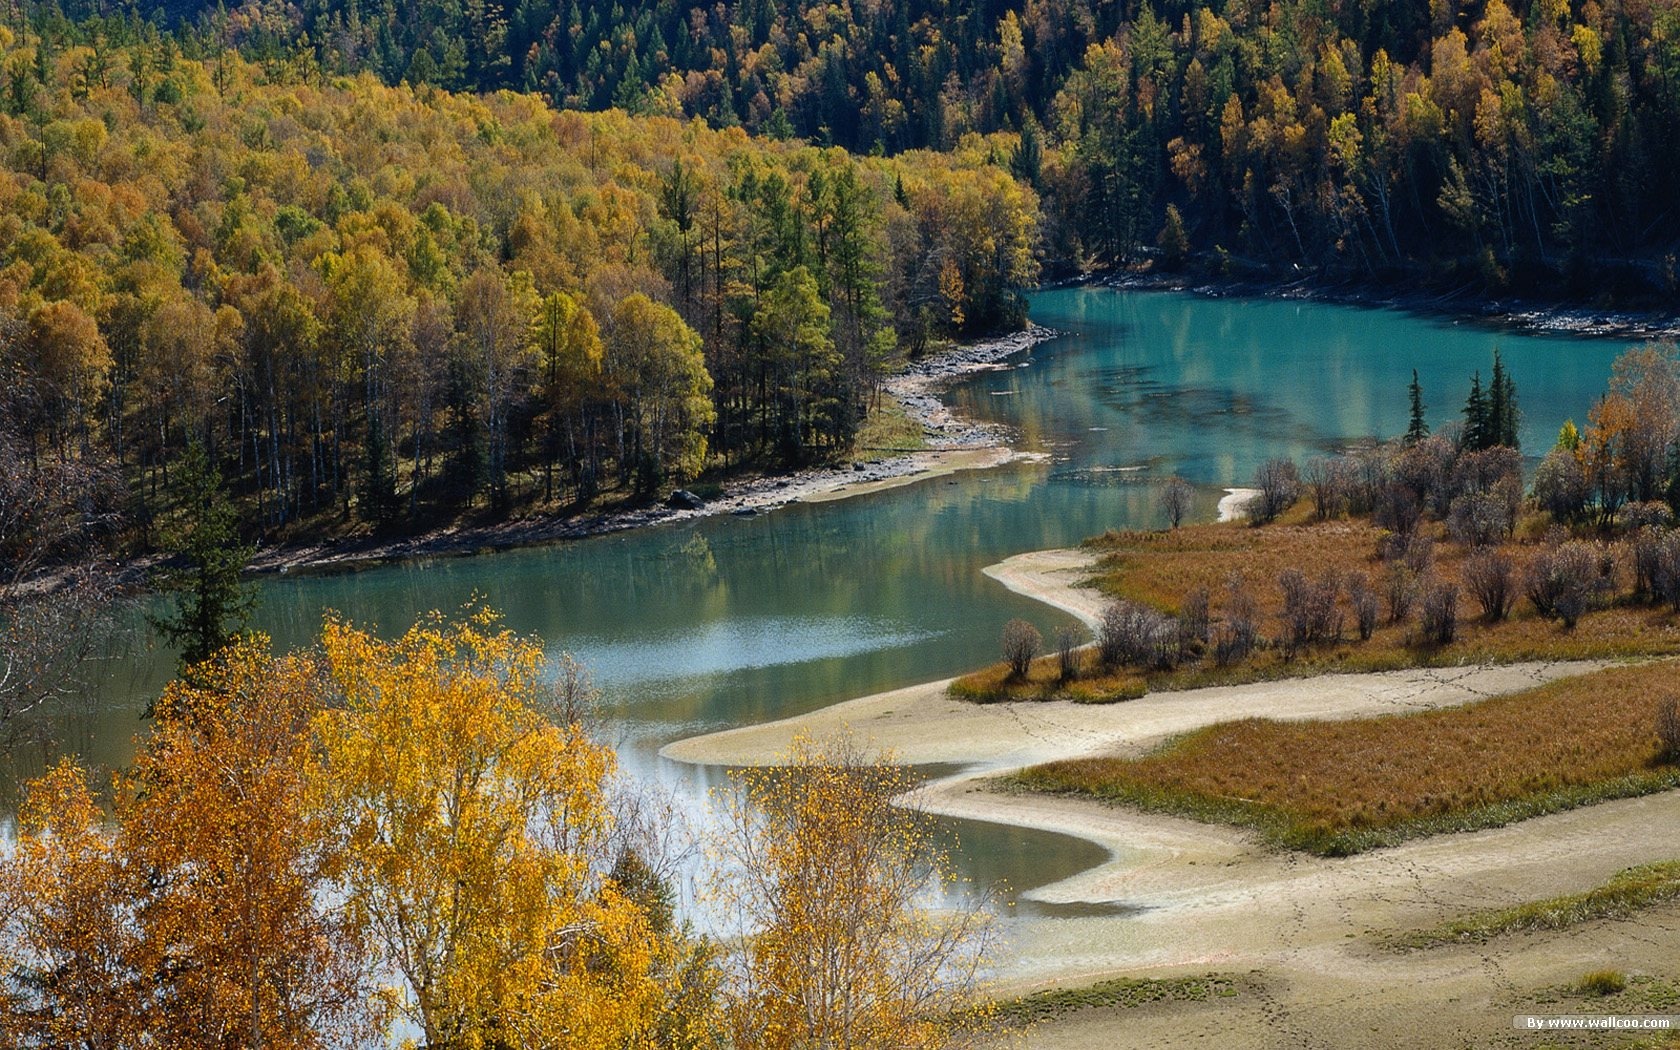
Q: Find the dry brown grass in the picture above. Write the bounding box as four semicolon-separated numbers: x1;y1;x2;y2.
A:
954;508;1680;703
1014;661;1680;855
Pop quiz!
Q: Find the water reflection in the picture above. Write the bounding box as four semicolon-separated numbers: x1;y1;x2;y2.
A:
38;288;1639;919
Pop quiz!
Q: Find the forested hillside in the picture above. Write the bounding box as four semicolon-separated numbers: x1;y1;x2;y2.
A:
0;28;1038;542
44;0;1680;288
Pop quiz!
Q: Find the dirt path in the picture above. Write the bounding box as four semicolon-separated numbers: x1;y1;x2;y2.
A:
664;546;1679;1048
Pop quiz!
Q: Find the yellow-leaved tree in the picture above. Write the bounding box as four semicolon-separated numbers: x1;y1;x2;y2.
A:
123;637;375;1049
713;734;995;1050
0;760;144;1048
0;637;375;1049
309;609;684;1049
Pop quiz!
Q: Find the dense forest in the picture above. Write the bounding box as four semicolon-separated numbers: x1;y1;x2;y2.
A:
0;27;1038;544
27;0;1680;289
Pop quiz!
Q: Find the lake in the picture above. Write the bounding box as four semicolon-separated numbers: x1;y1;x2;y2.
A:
44;286;1637;909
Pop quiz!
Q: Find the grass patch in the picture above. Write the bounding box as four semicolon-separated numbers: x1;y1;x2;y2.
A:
988;973;1240;1026
1012;661;1680;855
1580;969;1630;996
853;395;927;453
952;513;1680;704
1395;861;1680;949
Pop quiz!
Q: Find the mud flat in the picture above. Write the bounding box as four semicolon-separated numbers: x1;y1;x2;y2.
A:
665;544;1678;1049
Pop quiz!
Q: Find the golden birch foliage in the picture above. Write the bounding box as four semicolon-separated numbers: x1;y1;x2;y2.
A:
714;734;993;1050
0;759;144;1049
310;610;667;1049
125;637;374;1050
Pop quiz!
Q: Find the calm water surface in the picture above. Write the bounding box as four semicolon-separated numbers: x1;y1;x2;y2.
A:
48;287;1636;909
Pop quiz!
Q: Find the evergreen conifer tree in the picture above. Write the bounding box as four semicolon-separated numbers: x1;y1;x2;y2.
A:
1405;369;1429;445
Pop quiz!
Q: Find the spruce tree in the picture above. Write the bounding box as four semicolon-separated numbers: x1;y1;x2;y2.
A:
1489;352;1507;447
1405;369;1429;446
153;440;256;670
1462;372;1489;451
1494;351;1520;448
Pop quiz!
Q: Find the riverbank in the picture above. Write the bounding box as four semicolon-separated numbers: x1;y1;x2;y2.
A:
663;545;1680;1048
244;325;1056;577
1105;268;1680;341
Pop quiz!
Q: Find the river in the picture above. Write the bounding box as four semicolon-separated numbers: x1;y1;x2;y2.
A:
39;285;1637;910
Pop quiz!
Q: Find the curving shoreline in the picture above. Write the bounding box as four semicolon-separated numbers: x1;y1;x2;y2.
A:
244;325;1059;577
661;546;1680;1047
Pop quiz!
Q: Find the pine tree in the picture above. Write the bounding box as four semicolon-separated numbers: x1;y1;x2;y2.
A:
1462;371;1489;451
1492;351;1520;448
1405;369;1429;445
152;441;256;670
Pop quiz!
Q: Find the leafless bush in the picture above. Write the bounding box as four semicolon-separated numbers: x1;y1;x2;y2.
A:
1452;446;1523;497
1055;626;1080;682
1659;697;1680;763
1097;601;1178;671
1001;619;1042;679
1347;572;1379;640
1214;575;1260;666
1463;547;1515;621
1247;458;1301;524
1161;476;1193;529
1447;491;1512;548
1625;501;1675;531
1418;579;1459;645
1384;563;1418;624
1533;447;1591;524
1395;434;1457;516
1649;530;1680;611
1277;569;1343;658
1177;586;1210;654
1347;444;1394;516
1376;531;1436;574
1526;541;1611;628
1304;457;1355;521
1372;481;1423;537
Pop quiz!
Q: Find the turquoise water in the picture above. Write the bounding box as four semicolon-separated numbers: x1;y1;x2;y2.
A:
52;287;1636;905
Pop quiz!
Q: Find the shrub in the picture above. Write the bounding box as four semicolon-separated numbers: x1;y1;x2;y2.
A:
1650;530;1680;611
1001;619;1042;679
1347;572;1379;640
1055;626;1080;683
1347;444;1394;516
1247;458;1301;524
1462;547;1515;621
1659;698;1680;764
1214;575;1259;666
1096;601;1178;671
1418;579;1459;645
1372;482;1422;536
1533;447;1590;524
1303;457;1354;521
1394;434;1456;515
1526;541;1613;628
1177;586;1210;654
1160;476;1193;529
1446;491;1511;548
1383;564;1418;624
1624;500;1674;531
1277;568;1342;658
1452;446;1523;497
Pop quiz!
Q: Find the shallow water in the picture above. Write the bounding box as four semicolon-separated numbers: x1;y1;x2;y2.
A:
46;287;1636;909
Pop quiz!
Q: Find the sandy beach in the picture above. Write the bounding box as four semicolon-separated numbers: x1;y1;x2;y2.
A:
664;546;1680;1048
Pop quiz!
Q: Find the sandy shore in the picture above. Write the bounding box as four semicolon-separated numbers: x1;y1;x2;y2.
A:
664;545;1680;1047
245;326;1057;576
